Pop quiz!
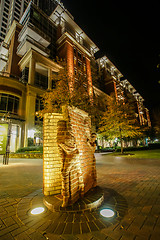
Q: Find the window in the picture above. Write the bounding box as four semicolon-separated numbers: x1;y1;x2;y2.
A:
2;18;8;23
0;94;19;114
2;22;7;28
14;12;20;19
4;7;9;14
33;10;40;21
5;0;10;4
35;96;43;112
21;67;29;83
1;27;6;33
74;56;77;65
74;47;76;55
0;33;5;38
3;12;8;18
16;0;21;6
35;72;48;89
4;2;10;8
78;51;82;59
15;6;20;15
35;96;43;123
15;1;20;7
78;60;82;68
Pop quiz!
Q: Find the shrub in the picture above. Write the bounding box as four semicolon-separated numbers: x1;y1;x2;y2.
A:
27;137;34;146
16;146;43;153
148;143;160;149
115;146;149;152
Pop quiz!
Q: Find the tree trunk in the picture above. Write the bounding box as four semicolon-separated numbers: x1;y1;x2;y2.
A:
119;128;123;154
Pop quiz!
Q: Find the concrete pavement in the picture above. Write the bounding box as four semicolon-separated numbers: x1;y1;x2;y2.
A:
0;154;160;239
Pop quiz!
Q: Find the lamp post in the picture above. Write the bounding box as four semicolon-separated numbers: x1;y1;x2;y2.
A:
0;112;11;165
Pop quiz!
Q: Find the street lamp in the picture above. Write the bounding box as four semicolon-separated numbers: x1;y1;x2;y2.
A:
0;112;11;165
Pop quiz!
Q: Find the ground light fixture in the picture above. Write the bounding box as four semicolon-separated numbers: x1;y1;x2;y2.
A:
30;207;45;215
100;208;115;218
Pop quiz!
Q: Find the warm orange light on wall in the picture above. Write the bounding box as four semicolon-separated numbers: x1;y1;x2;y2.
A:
66;42;74;93
86;58;93;102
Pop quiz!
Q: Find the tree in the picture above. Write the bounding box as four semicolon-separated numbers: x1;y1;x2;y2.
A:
38;59;102;126
99;94;143;153
153;107;160;138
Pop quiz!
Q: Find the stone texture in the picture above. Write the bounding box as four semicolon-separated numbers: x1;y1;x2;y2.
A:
43;106;97;206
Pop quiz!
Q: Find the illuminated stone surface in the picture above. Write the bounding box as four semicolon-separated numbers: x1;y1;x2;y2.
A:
43;106;97;207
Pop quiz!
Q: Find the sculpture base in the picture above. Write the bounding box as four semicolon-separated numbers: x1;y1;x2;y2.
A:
43;186;104;212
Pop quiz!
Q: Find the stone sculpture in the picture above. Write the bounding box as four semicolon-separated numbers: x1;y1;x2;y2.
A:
43;106;97;207
59;131;84;207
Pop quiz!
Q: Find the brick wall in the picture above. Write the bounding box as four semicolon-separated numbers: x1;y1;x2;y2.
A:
43;106;97;206
43;113;63;196
86;57;94;101
64;106;96;194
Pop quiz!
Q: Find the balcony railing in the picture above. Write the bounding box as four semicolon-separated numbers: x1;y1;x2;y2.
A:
17;35;50;56
0;42;9;56
61;22;91;54
18;22;51;45
0;54;8;61
0;42;9;50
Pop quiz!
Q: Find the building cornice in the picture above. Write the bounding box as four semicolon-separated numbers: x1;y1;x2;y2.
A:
4;20;22;44
18;48;62;72
57;32;92;58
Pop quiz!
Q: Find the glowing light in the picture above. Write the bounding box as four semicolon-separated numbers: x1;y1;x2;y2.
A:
28;129;35;138
31;207;45;215
100;209;115;218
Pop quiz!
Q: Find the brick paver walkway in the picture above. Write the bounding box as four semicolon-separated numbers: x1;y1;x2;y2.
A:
0;153;160;239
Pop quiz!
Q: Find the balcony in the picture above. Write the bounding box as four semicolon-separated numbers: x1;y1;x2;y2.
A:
0;42;9;56
17;35;50;57
0;54;8;71
61;22;92;54
0;42;9;71
18;23;51;48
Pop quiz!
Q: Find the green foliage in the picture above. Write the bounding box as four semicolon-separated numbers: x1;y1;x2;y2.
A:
38;58;105;128
34;124;43;139
99;94;144;153
115;146;149;152
27;137;34;146
16;146;43;153
153;108;160;138
38;59;70;115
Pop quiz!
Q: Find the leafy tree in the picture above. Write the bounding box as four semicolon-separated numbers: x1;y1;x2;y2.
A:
99;94;143;153
153;108;160;138
38;59;104;127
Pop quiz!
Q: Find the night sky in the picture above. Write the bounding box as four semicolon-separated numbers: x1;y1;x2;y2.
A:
62;0;160;114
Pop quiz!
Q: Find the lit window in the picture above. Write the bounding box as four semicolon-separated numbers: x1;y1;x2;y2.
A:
78;60;82;68
0;94;19;114
74;56;77;65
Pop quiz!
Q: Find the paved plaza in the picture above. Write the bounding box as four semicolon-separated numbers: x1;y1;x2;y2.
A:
0;153;160;240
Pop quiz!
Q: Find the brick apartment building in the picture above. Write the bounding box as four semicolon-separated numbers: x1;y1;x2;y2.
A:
0;0;151;152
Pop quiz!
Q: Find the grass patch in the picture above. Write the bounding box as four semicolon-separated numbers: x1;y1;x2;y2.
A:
108;149;160;159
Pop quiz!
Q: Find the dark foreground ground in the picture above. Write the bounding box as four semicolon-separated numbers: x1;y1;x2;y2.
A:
0;153;160;240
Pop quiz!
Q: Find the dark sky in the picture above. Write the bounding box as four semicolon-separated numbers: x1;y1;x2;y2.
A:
62;0;160;113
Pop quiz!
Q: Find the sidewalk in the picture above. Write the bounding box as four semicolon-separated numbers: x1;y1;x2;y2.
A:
0;154;160;239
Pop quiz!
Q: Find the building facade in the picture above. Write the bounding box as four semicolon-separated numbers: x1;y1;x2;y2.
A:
0;0;151;152
0;0;31;43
